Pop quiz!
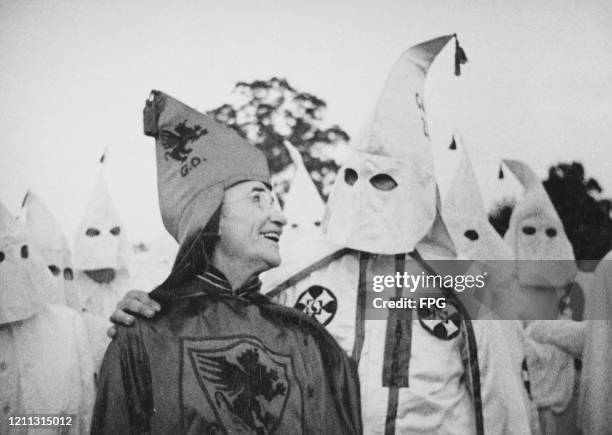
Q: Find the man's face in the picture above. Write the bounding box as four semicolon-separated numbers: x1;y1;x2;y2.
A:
216;181;286;273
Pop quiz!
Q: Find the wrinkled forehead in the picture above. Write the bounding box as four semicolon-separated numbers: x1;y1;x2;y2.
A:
224;180;270;201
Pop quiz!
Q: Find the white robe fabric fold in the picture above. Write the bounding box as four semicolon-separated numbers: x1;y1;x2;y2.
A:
0;304;95;435
264;249;531;434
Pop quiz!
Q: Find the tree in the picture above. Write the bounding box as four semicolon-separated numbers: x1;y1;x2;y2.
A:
488;197;516;237
209;77;349;201
488;162;612;263
544;162;612;262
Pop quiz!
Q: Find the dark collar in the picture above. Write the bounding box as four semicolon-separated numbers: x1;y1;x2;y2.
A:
196;266;262;297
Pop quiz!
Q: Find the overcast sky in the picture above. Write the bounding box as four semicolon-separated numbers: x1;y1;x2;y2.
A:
1;0;611;244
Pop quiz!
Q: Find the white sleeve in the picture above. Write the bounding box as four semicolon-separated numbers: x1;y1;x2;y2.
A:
524;335;575;413
526;320;586;359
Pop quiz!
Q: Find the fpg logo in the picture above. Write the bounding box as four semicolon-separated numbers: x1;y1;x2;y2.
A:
418;297;446;310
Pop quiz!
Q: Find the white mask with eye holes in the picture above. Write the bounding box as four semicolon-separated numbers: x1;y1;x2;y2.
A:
0;200;42;324
21;191;75;301
73;168;130;271
324;35;457;255
442;132;513;262
503;159;576;287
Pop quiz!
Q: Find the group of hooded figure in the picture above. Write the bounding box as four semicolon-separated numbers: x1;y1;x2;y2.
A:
0;150;136;433
258;35;588;434
104;34;609;434
1;33;611;434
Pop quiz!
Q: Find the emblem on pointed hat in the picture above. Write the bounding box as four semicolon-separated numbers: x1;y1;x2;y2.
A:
143;90;271;245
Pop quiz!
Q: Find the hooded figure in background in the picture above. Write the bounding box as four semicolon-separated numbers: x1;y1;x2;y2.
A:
263;35;530;435
502;160;586;435
278;139;326;250
442;136;588;435
73;152;132;318
442;132;514;264
0;199;94;435
21;190;111;377
21;191;73;307
503;159;582;321
91;90;362;434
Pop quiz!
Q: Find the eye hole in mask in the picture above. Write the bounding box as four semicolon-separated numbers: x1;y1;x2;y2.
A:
64;268;74;281
464;230;479;241
344;168;358;186
522;226;536;235
0;251;4;263
545;228;557;238
110;226;121;236
86;228;100;237
48;265;61;276
21;245;28;259
369;173;398;191
314;221;321;227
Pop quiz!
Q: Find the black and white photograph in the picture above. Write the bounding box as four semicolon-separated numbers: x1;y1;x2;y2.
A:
1;1;611;434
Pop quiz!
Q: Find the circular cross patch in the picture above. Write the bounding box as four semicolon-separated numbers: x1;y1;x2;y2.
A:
417;299;461;340
294;285;338;326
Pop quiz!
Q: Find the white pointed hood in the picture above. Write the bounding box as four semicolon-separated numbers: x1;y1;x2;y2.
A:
73;152;130;271
503;159;576;287
324;35;458;254
22;191;74;295
0;199;42;324
443;132;512;261
281;140;325;245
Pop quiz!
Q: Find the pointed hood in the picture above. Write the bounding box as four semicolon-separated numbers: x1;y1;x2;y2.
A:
73;150;130;271
281;140;325;243
0;199;41;324
443;132;513;261
19;191;70;305
503;159;576;287
143;90;271;246
440;135;517;318
22;191;74;283
324;35;459;254
0;200;18;234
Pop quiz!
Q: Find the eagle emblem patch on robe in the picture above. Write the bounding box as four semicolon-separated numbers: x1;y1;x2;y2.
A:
181;335;297;434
